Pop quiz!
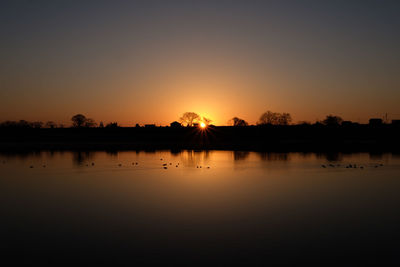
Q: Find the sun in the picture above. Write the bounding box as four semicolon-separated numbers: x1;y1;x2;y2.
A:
200;122;206;129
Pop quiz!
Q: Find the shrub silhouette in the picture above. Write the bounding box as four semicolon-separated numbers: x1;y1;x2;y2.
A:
229;117;248;126
323;115;343;126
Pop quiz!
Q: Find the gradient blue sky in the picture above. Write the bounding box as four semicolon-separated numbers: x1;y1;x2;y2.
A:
1;0;399;125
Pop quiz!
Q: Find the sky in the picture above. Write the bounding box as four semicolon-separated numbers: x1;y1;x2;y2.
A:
1;0;399;126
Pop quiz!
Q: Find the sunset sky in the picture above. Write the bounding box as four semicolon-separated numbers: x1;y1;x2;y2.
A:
1;0;399;126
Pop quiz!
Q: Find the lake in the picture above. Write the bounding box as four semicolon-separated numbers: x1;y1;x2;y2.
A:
1;150;400;264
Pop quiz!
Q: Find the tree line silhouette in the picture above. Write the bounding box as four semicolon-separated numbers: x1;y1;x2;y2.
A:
0;120;62;129
0;110;399;152
0;111;394;129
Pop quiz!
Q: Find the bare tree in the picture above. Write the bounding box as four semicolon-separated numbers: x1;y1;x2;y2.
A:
180;112;200;127
202;117;212;126
71;114;87;127
229;117;248;126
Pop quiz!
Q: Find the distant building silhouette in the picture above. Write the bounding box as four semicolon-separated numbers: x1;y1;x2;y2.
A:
105;122;119;128
369;118;383;125
170;121;182;128
392;120;400;126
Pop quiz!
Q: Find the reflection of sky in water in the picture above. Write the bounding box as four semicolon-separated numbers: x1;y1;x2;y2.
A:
0;151;399;264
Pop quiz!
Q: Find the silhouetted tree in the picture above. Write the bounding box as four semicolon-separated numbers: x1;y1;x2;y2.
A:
30;121;43;128
202;117;212;126
99;121;104;128
258;111;292;125
180;112;200;127
71;114;87;127
45;121;57;128
258;111;278;125
277;113;292;125
18;120;31;128
230;117;248;126
322;115;343;126
0;121;17;128
0;120;45;128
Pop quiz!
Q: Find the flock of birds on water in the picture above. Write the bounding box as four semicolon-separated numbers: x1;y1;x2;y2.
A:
321;163;384;169
1;158;211;170
0;159;386;170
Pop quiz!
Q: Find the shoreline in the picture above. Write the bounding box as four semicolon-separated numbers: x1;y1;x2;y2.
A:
1;125;399;152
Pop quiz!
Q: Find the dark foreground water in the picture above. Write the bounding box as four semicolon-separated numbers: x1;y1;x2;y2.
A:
1;151;399;265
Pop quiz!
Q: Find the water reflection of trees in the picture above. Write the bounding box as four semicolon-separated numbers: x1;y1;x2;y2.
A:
179;150;210;167
369;152;383;160
72;151;95;166
298;152;313;159
0;150;43;160
316;152;343;162
257;152;290;161
0;151;48;165
233;151;250;161
143;150;156;155
170;149;182;157
105;150;119;157
391;152;400;159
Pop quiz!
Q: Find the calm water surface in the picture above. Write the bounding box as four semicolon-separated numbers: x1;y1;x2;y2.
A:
1;151;400;264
